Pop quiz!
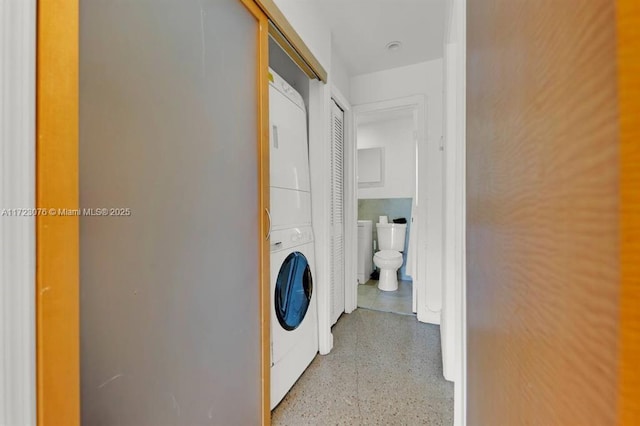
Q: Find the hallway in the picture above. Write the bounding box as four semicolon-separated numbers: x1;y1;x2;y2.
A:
272;309;454;425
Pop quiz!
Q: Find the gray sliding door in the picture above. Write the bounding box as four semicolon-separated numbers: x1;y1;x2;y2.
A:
80;1;261;424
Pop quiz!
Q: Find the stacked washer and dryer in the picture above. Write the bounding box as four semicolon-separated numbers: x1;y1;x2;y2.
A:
268;69;318;409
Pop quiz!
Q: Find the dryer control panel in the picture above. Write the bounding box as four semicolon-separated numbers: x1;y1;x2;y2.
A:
270;226;314;252
268;68;306;112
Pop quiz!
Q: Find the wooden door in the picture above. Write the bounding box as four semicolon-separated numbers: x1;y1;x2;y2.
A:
466;0;639;424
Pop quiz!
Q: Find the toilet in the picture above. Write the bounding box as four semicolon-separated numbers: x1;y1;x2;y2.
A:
373;223;407;291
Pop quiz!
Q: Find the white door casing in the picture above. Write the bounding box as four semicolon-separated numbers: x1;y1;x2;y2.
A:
0;1;37;425
308;79;334;354
444;0;468;424
331;86;357;315
352;95;432;323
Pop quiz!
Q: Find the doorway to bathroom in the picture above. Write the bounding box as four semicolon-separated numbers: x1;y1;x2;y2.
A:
352;96;427;317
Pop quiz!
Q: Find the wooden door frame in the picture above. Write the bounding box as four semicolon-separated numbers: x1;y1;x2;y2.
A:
36;1;271;424
36;1;80;424
243;1;271;423
617;0;640;423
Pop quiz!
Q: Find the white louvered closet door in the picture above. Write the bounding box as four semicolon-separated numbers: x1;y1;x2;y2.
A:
330;100;345;325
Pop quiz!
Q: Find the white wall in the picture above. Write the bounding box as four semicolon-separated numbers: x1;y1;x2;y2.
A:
273;0;331;70
330;50;350;99
351;60;445;324
350;60;443;149
357;117;415;199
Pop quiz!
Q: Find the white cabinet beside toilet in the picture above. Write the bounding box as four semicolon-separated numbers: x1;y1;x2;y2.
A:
357;220;373;284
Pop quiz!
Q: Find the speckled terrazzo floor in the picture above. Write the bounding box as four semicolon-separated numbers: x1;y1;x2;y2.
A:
271;309;454;425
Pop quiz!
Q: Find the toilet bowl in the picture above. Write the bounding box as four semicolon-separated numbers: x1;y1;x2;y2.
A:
373;250;404;291
374;223;407;292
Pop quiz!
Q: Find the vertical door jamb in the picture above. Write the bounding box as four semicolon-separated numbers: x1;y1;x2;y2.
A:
237;1;271;423
617;0;640;423
36;1;80;425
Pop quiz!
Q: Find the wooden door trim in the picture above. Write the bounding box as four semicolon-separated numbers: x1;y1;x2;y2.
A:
617;0;640;423
238;1;271;423
267;21;317;81
36;1;80;425
254;0;327;83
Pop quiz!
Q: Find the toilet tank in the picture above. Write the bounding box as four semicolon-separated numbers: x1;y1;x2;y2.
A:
376;223;407;251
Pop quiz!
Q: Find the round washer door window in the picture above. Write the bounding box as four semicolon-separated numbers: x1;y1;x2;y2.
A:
275;252;313;331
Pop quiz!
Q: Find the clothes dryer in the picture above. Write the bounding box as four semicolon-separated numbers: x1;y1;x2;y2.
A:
269;69;311;230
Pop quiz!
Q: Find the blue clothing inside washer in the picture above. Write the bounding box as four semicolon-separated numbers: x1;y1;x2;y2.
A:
275;252;312;331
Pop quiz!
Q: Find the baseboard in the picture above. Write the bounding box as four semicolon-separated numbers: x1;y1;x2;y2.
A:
417;310;441;325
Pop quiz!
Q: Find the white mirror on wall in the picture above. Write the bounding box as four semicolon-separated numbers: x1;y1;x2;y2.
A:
357;147;384;188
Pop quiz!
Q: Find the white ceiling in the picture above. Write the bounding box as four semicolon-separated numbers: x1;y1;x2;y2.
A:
311;0;448;76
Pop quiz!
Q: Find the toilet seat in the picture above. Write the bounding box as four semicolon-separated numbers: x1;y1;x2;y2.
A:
374;250;402;260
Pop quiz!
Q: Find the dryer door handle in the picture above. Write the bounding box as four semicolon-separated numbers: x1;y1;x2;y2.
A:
265;208;272;240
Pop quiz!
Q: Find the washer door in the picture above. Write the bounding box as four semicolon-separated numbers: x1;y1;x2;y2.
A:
275;252;313;331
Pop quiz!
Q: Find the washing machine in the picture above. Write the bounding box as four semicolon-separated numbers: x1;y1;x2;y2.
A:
269;68;311;230
270;226;318;409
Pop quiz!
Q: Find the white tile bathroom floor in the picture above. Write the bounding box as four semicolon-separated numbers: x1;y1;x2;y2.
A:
358;279;414;315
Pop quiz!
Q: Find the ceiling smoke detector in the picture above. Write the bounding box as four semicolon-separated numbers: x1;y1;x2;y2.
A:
385;41;402;52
